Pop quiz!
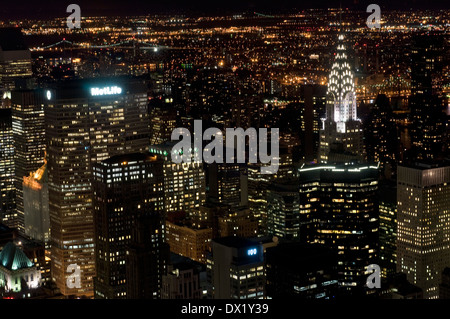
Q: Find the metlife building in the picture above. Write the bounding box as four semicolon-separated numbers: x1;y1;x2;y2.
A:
43;77;150;297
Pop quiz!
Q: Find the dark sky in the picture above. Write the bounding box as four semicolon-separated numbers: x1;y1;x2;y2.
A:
1;0;448;19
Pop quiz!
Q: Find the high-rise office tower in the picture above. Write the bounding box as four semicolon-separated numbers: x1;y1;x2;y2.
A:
410;92;446;162
45;77;150;297
266;179;301;241
23;160;49;243
0;108;15;226
319;34;364;163
397;164;450;299
0;28;32;97
126;207;170;299
298;163;379;296
208;236;265;299
247;163;275;236
12;85;46;232
148;98;177;145
208;162;248;208
364;94;398;179
299;84;326;163
410;33;444;97
92;152;165;299
409;34;446;161
149;142;206;215
378;182;397;280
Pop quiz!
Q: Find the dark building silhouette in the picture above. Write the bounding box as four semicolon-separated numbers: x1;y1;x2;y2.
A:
380;273;423;299
364;94;398;179
409;33;446;161
126;211;170;299
439;268;450;299
92;152;167;299
266;242;339;299
162;253;207;299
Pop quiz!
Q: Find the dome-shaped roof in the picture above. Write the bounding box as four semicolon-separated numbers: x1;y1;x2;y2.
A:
0;242;34;270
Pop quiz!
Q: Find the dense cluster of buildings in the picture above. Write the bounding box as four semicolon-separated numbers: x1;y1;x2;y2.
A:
0;8;448;300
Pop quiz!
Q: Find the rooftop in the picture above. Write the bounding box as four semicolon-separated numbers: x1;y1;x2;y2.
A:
0;242;34;271
213;236;259;249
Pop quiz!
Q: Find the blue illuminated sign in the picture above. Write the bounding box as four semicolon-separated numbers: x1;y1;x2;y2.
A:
90;86;122;96
247;248;257;256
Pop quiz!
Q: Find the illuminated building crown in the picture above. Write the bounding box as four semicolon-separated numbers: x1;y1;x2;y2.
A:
327;34;358;125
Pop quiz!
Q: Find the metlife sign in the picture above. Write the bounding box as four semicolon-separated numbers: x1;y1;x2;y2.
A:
90;86;123;96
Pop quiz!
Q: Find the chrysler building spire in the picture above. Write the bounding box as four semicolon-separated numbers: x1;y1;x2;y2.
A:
319;34;365;164
327;34;358;127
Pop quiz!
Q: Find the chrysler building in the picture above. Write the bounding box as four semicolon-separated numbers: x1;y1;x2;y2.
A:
319;34;365;163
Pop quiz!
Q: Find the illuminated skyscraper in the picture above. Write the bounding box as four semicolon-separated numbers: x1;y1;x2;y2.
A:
397;163;450;299
298;163;379;296
319;34;364;163
266;179;301;241
0;108;15;226
92;152;165;299
148;98;177;145
23;160;49;243
45;77;150;297
378;182;397;280
247;163;274;236
149;142;206;215
11;85;46;232
208;162;248;208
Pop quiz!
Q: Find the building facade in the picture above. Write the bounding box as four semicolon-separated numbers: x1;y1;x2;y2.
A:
298;163;380;296
45;77;150;296
92;152;165;299
397;164;450;299
208;237;265;299
12;86;46;232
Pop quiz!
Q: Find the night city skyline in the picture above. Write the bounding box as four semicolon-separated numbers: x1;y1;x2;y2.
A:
0;0;449;313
